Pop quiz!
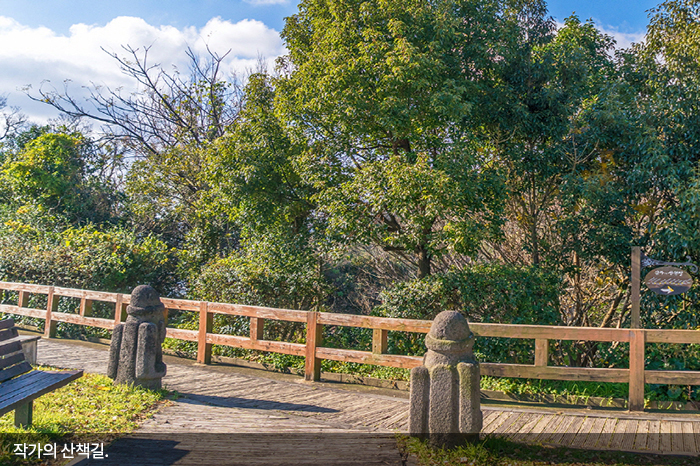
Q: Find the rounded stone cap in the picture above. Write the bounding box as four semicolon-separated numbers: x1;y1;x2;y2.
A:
127;285;164;317
425;310;473;354
429;311;471;341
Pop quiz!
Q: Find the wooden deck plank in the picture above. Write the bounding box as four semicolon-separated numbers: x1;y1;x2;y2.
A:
360;405;404;425
513;412;544;438
480;410;500;430
693;422;700;453
647;420;661;451
634;420;650;451
595;417;617;450
550;414;584;446
535;414;565;444
482;411;511;434
608;418;628;450
570;416;596;448
620;419;638;451
504;412;536;439
669;421;683;452
380;410;408;429
659;420;672;452
492;412;524;436
528;414;556;442
682;422;696;453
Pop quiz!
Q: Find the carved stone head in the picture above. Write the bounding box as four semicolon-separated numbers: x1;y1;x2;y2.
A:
126;285;166;342
423;310;475;367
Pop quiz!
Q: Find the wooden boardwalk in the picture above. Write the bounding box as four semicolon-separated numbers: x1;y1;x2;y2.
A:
32;338;700;465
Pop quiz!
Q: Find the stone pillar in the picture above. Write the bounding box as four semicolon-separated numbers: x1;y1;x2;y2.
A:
409;310;482;448
107;285;167;389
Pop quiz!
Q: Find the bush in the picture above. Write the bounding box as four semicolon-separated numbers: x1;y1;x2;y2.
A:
373;264;561;362
189;233;328;311
0;204;176;337
0;205;175;294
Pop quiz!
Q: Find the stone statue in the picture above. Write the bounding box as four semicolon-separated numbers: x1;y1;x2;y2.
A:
108;285;167;389
409;310;482;448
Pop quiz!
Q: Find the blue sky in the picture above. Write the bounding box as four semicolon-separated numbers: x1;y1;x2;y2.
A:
0;0;662;123
547;0;659;34
0;0;660;35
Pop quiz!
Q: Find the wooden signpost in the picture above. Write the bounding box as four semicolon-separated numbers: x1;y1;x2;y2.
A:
631;247;697;328
631;247;641;329
628;248;696;411
644;267;693;296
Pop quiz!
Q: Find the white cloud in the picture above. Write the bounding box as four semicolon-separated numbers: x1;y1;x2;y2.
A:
0;15;286;123
596;25;646;50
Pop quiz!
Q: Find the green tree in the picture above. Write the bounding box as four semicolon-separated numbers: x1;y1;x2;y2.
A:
479;16;624;335
479;15;617;264
277;0;534;278
195;73;324;308
209;73;314;239
606;0;700;333
33;47;242;259
0;127;121;224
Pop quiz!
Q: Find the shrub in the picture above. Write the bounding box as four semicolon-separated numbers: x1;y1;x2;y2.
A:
373;264;561;362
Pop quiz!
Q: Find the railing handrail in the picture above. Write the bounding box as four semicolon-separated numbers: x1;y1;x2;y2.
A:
1;280;699;411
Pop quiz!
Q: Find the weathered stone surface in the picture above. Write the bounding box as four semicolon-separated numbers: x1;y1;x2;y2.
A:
458;361;482;440
409;310;482;448
428;365;458;434
408;366;429;436
107;285;167;389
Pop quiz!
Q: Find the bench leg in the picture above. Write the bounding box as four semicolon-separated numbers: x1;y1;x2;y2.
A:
21;340;38;365
15;401;33;428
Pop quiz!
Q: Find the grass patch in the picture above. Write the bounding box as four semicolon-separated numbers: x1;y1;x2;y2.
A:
399;435;699;466
320;361;410;381
481;377;630;400
480;377;700;407
0;368;170;465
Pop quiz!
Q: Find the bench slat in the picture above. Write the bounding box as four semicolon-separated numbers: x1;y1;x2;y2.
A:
0;319;14;331
0;361;32;383
0;370;82;417
0;371;52;401
0;340;23;357
0;327;18;343
0;353;25;371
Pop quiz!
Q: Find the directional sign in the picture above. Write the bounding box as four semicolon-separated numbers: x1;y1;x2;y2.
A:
644;267;693;296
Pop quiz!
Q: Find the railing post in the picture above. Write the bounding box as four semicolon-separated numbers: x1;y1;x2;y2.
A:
18;290;29;308
631;247;641;329
114;294;127;326
79;297;93;317
372;328;388;354
535;339;548;366
197;302;213;364
250;317;265;341
305;311;322;382
629;329;646;411
44;287;58;338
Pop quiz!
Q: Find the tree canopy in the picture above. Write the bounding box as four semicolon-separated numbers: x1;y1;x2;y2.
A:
5;0;700;388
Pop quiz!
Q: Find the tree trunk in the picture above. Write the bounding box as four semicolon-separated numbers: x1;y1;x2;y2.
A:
417;246;431;279
530;218;540;266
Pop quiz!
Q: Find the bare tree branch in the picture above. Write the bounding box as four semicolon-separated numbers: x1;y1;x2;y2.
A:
27;45;243;158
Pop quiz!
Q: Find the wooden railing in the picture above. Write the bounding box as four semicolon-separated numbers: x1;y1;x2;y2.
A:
1;281;699;411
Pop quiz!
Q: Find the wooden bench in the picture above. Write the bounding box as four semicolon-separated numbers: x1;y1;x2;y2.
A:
0;318;83;427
